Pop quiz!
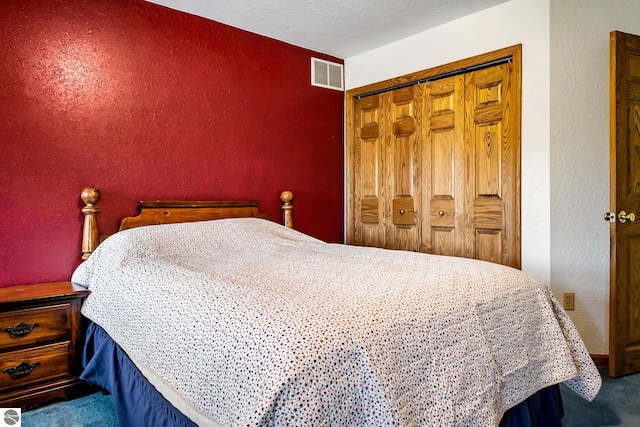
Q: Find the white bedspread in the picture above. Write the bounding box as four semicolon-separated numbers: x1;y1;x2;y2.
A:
72;218;601;426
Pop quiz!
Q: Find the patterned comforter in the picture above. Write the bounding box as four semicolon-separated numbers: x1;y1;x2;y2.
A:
72;218;601;426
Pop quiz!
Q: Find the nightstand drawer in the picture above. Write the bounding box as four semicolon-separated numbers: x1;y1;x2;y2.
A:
0;304;71;352
0;342;70;392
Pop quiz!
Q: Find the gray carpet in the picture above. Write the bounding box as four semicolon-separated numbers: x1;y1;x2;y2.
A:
21;368;640;426
561;368;640;426
22;391;117;427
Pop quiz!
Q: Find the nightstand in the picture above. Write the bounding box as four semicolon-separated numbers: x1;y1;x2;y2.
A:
0;281;91;409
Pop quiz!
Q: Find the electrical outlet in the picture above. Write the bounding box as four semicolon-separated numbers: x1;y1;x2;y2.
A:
562;292;575;310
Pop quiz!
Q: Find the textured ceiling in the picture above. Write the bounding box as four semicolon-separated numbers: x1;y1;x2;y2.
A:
146;0;508;58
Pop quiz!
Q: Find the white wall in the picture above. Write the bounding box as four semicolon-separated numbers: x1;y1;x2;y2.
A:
345;0;552;282
550;0;640;354
345;0;640;355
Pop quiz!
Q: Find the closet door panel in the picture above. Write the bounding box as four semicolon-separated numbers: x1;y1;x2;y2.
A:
476;229;502;264
432;227;455;256
388;87;422;251
353;95;386;248
475;122;502;198
465;63;520;268
473;122;504;232
423;76;465;256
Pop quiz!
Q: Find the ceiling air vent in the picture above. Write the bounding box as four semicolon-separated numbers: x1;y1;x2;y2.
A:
311;57;344;91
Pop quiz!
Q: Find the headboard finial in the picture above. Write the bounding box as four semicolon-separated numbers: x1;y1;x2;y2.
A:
81;187;101;260
280;191;293;229
81;187;100;206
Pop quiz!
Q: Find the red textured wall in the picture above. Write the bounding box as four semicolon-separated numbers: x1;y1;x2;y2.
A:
0;0;344;287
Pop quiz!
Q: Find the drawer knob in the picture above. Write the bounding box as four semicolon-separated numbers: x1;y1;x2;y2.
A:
3;321;39;337
3;361;40;378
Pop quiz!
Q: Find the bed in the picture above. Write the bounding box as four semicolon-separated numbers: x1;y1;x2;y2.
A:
72;187;601;426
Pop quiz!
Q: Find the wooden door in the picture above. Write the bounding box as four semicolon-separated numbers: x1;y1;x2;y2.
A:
347;45;521;268
387;86;422;251
464;62;521;268
609;31;640;377
351;94;386;248
420;63;520;268
350;87;422;250
421;75;466;255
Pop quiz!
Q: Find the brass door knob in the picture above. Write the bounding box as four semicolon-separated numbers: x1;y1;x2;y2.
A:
604;211;636;223
618;211;636;223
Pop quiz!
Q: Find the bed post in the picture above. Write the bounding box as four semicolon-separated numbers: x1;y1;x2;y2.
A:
81;187;101;260
280;191;293;229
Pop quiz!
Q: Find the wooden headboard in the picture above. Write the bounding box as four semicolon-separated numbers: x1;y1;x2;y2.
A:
80;187;294;260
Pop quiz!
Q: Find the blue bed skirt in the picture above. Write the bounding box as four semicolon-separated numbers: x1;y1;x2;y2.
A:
81;322;196;427
81;321;563;427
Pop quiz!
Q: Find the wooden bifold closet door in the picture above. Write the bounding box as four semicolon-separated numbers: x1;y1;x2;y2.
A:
346;46;521;269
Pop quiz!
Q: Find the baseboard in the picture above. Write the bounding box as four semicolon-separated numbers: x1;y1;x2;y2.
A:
590;354;608;368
